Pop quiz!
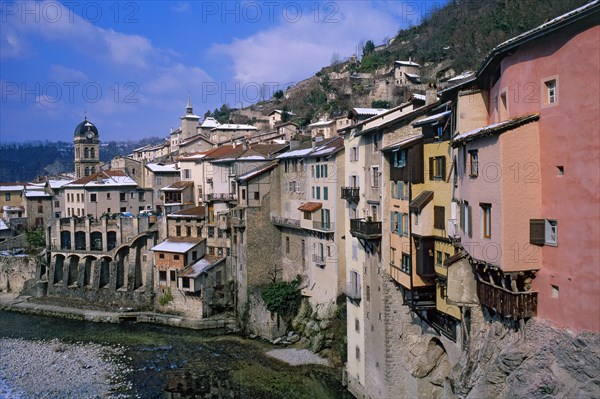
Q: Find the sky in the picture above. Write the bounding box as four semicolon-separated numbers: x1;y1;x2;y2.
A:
0;0;446;143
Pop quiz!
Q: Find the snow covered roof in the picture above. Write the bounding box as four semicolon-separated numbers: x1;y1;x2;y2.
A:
448;71;475;82
161;181;193;191
412;93;426;101
211;124;257;131
0;220;8;230
24;190;51;198
395;60;420;67
151;237;205;253
412;110;452;127
405;72;421;79
277;147;313;159
146;163;179;173
308;120;334;128
201;117;220;128
352;108;389;117
452;113;540;145
2;206;23;212
48;180;72;189
67;170;137;188
0;184;25;191
237;162;278;182
180;256;225;278
381;134;424;152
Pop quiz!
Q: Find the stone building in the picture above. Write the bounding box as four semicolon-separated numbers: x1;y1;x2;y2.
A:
73;118;100;179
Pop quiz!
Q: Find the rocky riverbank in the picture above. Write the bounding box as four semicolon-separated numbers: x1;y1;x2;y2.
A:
0;338;132;399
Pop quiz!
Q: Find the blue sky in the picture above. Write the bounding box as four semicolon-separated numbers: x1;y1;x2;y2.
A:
0;1;445;143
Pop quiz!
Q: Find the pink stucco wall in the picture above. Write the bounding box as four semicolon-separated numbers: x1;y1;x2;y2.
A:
490;23;600;332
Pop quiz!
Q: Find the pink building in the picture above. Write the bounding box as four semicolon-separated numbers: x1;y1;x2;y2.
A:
451;2;599;332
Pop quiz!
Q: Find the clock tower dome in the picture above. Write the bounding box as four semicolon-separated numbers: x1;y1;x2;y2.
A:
73;117;100;178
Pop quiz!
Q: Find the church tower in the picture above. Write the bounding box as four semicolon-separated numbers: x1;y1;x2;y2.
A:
73;117;100;179
179;95;200;138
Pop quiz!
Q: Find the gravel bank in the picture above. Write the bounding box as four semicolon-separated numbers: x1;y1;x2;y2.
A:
0;338;132;399
265;348;330;366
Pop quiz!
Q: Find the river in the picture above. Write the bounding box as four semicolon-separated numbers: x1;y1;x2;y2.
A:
0;311;352;398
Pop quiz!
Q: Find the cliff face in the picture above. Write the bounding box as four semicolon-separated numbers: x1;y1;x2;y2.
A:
456;317;600;399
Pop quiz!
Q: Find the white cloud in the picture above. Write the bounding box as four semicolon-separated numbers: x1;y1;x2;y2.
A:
49;65;88;81
171;2;190;12
209;1;419;85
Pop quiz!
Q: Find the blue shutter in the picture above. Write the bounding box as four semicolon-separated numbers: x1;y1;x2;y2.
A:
390;212;395;232
398;213;403;235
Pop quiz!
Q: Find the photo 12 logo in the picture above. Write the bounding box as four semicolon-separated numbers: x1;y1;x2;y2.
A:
1;81;139;104
1;1;139;24
199;1;339;23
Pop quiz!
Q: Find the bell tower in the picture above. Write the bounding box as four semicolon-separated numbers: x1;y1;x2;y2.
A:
73;117;100;178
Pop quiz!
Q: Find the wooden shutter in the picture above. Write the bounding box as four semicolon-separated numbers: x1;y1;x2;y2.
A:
459;202;465;230
390;212;395;232
467;205;472;238
398;213;403;235
441;157;446;180
429;157;434;180
530;219;546;245
434;206;445;230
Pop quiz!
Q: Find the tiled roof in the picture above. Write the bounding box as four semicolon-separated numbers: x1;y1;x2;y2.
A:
237;162;278;182
298;202;322;212
67;170;137;187
168;206;206;218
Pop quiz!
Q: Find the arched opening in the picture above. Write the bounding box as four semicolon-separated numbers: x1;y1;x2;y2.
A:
67;256;79;286
99;257;110;288
60;231;71;250
133;243;143;290
90;166;96;174
84;147;89;158
84;167;90;176
90;147;95;159
75;231;86;250
53;255;65;284
107;231;117;250
90;231;102;251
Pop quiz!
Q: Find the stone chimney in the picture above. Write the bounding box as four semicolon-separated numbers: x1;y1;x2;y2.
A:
290;139;300;150
243;140;249;151
426;82;438;105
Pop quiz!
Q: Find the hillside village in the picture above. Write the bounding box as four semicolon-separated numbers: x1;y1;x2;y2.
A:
0;2;599;399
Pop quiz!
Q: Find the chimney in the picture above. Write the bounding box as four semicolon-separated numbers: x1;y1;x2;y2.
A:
290;139;300;150
243;140;249;151
426;82;438;105
312;139;316;150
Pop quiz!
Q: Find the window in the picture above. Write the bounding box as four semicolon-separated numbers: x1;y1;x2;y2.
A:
37;205;43;214
429;156;446;180
316;186;320;200
186;226;191;236
217;229;223;238
176;226;181;236
469;150;478;177
322;164;328;178
323;187;328;200
5;193;10;201
394;149;407;167
372;166;379;187
159;253;165;259
159;271;167;283
390;247;396;265
372;134;380;152
403;213;409;237
182;278;190;289
120;207;126;212
197;226;202;236
183;169;191;179
356;346;361;360
530;219;558;246
303;211;311;220
208;227;214;237
174;254;180;260
170;270;176;283
352;242;358;260
311;165;315;177
253;191;260;200
481;203;492;239
316;165;321;179
130;192;135;199
90;193;97;202
436;251;443;266
192;250;197;260
545;79;557;104
312;187;315;199
355;319;360;332
138;192;145;201
286;236;290;254
241;189;246;200
434;206;445;230
120;193;126;201
401;253;411;274
435;126;443;140
350;146;358;162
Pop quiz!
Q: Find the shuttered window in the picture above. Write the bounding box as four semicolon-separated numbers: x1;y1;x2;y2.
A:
530;219;547;245
434;206;445;230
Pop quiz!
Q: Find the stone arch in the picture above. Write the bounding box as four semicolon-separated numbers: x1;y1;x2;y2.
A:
60;231;71;250
107;231;117;250
84;147;89;158
75;231;86;250
90;147;95;159
99;256;111;288
67;255;80;286
53;254;65;284
85;167;90;176
90;231;102;251
413;337;452;399
90;166;96;174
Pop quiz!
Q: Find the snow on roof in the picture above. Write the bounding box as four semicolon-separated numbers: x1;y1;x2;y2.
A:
182;113;201;119
151;238;204;253
277;147;313;159
381;134;424;152
2;206;23;211
453;113;540;143
0;184;25;191
352;108;389;117
395;60;421;67
272;139;287;144
448;71;475;82
412;110;452;126
68;171;138;188
405;72;420;79
237;162;278;182
146;163;179;173
48;180;72;189
24;190;51;198
211;124;257;131
237;155;266;161
201;117;221;128
412;93;426;101
0;220;8;230
308;120;334;128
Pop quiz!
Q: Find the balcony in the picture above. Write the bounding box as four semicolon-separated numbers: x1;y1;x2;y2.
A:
341;187;360;202
350;218;382;240
404;287;436;310
447;219;460;241
231;216;245;227
312;253;326;266
271;216;301;229
477;279;538;319
206;193;237;202
343;282;361;301
312;220;334;232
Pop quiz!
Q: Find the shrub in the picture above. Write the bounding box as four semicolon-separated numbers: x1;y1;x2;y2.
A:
260;276;302;319
158;288;173;305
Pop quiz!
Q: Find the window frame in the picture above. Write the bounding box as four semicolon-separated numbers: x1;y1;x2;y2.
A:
481;203;492;239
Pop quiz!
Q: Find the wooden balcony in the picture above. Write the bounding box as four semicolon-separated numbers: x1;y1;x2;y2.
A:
341;187;360;202
350;218;382;240
206;193;237;202
477;279;538;319
312;220;334;232
271;216;301;229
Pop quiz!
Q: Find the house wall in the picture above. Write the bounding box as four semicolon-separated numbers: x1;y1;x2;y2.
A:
487;23;600;331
